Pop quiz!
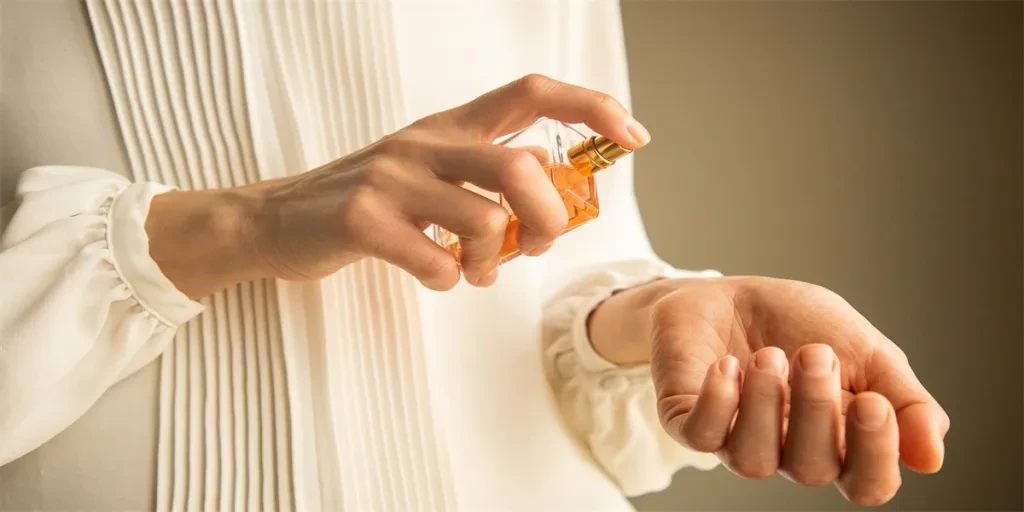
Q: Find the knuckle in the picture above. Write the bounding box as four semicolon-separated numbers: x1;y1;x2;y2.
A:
374;134;417;156
878;341;910;366
470;206;510;236
497;152;566;237
408;115;440;131
407;114;462;137
594;91;622;112
507;148;542;173
363;156;405;187
498;150;541;185
515;73;557;99
420;253;458;288
335;187;376;233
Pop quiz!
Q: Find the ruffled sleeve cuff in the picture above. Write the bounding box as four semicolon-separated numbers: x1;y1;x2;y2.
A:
554;259;721;373
108;181;204;326
542;259;723;497
0;166;203;466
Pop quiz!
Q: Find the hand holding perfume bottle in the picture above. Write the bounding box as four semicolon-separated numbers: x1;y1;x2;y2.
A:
433;118;634;266
225;75;649;295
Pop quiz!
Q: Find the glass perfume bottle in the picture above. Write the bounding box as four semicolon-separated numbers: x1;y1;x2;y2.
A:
433;118;633;265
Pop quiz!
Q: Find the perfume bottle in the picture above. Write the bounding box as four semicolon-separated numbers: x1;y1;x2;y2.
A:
433;118;633;265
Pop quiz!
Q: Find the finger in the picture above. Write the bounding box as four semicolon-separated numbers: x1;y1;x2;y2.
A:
679;356;741;453
364;214;461;291
836;392;902;506
440;74;650;148
862;343;949;473
473;268;499;288
429;144;567;254
650;292;738;446
779;392;853;451
780;344;843;487
526;241;554;257
515;145;552;166
400;178;510;286
723;347;788;479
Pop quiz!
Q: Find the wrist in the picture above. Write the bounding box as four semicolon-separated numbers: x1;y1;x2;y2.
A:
586;277;675;366
147;186;268;299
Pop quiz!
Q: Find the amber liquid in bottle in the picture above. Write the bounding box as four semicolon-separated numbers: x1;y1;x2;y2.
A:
433;119;631;265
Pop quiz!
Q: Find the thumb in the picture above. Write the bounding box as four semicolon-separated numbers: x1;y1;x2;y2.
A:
651;352;712;445
863;343;950;473
649;306;732;445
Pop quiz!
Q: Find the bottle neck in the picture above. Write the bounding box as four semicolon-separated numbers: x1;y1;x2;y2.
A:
567;136;633;176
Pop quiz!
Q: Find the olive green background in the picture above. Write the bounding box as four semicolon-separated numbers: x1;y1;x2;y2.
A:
621;1;1022;510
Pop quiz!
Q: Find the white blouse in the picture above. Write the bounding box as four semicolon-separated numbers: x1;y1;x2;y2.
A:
0;1;720;511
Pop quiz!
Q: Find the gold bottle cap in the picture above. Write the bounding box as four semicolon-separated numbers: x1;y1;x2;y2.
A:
567;136;633;176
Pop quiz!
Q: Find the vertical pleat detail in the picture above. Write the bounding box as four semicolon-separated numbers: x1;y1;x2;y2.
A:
90;0;455;509
238;1;459;510
86;1;294;510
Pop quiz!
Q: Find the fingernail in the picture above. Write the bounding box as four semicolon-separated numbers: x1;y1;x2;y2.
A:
473;269;498;287
754;348;787;374
719;357;739;379
799;345;835;376
625;117;651;146
854;397;888;430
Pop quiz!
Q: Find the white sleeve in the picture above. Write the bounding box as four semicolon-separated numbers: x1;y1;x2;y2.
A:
0;166;203;466
542;259;723;497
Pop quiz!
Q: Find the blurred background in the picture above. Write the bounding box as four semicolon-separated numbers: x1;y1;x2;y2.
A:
621;1;1022;511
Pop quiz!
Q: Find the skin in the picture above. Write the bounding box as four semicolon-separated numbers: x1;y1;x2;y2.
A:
589;276;949;506
146;74;947;507
148;74;651;298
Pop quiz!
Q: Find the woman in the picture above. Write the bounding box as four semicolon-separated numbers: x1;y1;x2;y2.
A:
0;1;947;511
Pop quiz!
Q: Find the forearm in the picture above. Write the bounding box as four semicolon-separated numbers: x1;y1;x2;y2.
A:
146;186;269;300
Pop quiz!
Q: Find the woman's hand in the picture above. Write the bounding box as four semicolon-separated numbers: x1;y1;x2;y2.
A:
146;75;651;298
588;277;949;506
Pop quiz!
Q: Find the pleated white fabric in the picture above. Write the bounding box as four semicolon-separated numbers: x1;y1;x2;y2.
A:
86;1;460;509
87;2;296;510
234;2;459;510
